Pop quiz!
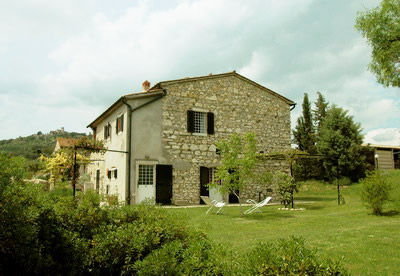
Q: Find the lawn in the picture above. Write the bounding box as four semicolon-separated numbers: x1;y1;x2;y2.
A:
171;170;400;275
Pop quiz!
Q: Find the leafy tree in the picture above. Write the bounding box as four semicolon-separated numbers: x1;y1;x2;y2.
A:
210;133;258;214
274;171;299;208
0;152;26;190
293;93;316;154
355;0;400;87
313;91;329;133
317;106;365;181
39;138;105;186
39;151;87;185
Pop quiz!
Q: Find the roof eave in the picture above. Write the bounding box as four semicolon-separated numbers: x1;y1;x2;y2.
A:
86;90;165;129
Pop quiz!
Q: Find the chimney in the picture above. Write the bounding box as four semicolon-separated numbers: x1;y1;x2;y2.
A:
142;80;150;92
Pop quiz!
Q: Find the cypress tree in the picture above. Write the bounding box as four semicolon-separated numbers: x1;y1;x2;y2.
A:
313;92;329;134
293;93;316;154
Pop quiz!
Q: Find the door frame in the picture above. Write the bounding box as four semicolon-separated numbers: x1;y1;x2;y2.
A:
155;164;173;205
135;160;158;204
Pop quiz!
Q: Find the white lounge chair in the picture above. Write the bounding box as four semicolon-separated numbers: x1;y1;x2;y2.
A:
244;196;272;214
200;196;226;214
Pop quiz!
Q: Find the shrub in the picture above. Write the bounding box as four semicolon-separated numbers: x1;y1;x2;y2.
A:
240;236;349;275
360;171;393;215
0;153;86;275
133;238;226;276
87;204;218;274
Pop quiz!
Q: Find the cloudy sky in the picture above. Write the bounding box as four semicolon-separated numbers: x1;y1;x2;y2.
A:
1;0;399;145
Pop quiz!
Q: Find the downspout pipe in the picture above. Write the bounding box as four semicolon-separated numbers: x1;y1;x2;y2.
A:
122;90;167;205
122;98;132;205
290;103;296;111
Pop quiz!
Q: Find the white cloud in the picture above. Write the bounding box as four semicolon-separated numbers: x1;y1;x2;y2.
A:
1;0;399;141
364;128;400;146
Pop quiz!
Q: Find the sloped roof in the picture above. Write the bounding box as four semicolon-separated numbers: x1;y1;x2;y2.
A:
151;71;295;105
87;90;165;128
87;71;295;128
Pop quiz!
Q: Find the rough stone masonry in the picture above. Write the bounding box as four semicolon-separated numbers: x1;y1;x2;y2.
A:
159;74;292;205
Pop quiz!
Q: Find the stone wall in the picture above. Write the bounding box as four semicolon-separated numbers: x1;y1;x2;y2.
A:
160;74;292;204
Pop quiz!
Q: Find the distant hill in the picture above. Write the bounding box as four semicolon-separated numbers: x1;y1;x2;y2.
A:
0;128;89;160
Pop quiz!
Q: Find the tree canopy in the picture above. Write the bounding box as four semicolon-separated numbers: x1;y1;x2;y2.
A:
355;0;400;87
317;105;366;181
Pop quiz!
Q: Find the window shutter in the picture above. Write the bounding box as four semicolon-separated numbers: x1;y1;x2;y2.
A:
187;110;194;133
121;114;124;132
116;118;119;134
104;125;107;139
207;112;214;134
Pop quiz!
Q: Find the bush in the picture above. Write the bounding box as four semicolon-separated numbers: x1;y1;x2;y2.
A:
0;153;86;275
87;203;224;275
1;152;350;275
240;236;349;275
360;171;393;215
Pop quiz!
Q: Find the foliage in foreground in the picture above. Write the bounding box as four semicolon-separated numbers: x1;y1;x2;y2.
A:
0;152;349;275
240;237;349;276
360;171;393;215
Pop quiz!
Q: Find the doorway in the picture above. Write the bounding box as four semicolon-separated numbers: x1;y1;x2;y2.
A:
199;167;210;204
156;165;173;205
95;169;100;193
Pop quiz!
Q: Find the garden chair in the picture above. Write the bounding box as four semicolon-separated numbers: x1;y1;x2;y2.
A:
244;196;272;214
200;196;226;214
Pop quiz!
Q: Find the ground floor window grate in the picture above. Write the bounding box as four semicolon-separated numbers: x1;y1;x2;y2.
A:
138;165;154;185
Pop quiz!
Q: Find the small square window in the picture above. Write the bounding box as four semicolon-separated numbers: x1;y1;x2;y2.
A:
138;165;154;185
187;110;214;134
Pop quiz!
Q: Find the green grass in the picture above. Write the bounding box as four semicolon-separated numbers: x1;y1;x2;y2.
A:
171;171;400;275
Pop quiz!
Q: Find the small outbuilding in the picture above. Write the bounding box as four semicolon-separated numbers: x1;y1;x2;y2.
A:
364;144;400;170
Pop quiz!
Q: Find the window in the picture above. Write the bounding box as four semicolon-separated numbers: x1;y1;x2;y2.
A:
116;114;124;133
208;167;221;185
138;165;154;185
104;123;111;140
187;110;214;134
107;168;118;180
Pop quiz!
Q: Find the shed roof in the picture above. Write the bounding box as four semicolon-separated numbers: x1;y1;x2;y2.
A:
363;144;400;150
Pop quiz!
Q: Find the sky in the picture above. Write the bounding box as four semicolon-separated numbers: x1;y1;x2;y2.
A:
1;0;399;146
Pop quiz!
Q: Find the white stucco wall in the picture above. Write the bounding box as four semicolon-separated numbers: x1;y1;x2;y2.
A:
90;104;128;202
128;97;164;204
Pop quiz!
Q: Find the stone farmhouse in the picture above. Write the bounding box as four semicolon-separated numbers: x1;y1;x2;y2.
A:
87;72;295;205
